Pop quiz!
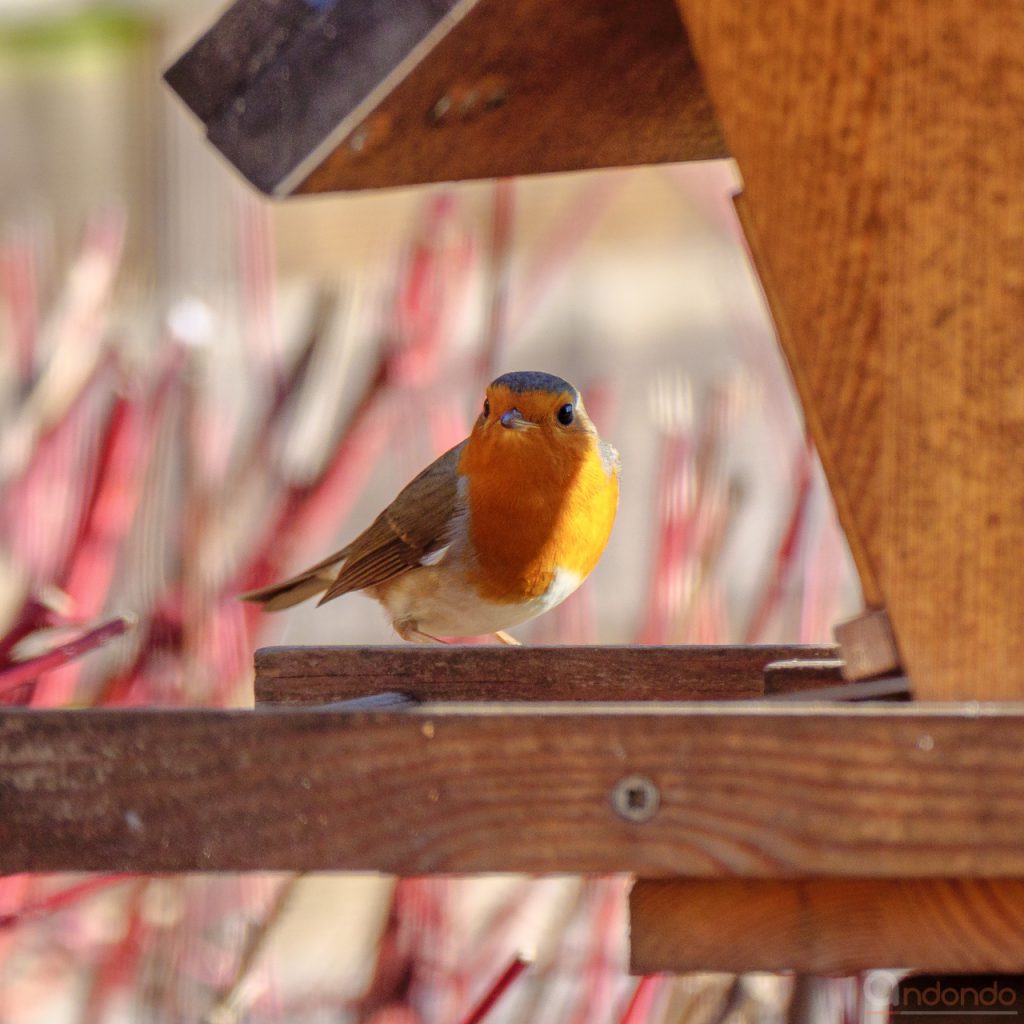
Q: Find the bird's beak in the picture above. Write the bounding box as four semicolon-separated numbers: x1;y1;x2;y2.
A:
499;408;536;431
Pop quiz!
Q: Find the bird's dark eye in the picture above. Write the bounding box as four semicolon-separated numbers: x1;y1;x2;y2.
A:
557;403;574;425
483;398;490;418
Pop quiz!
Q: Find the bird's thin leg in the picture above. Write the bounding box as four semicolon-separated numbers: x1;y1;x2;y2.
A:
396;619;449;644
493;630;521;646
415;630;449;644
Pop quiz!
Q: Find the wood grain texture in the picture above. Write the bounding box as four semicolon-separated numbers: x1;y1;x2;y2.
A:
676;0;1024;698
164;0;725;194
834;609;902;681
296;0;726;193
4;704;1024;874
761;657;845;695
630;878;1024;973
254;644;838;704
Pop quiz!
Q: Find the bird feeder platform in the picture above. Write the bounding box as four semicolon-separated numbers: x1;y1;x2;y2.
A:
9;0;1024;986
164;0;1024;703
5;645;1024;973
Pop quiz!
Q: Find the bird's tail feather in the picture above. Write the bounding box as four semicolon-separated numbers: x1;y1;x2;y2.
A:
239;552;347;612
240;573;330;611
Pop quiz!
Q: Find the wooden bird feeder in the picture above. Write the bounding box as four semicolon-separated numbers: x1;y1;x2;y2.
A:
8;0;1024;983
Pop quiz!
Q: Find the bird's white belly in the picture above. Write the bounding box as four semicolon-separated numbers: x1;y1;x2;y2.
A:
372;564;583;640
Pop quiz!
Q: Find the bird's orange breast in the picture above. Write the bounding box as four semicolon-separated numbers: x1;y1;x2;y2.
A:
457;433;618;604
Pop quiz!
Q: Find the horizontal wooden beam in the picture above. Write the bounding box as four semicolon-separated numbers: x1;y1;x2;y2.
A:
630;878;1024;973
3;703;1024;875
164;0;726;195
254;644;840;705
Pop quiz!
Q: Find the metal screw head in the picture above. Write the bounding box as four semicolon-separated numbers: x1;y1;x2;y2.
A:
611;774;660;823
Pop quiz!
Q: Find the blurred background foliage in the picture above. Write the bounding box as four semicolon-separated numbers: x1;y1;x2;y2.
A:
0;3;859;1022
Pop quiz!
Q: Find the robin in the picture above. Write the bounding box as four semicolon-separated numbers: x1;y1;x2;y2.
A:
242;371;619;642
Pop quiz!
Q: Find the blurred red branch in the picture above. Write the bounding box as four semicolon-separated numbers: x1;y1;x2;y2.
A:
508;175;622;341
0;615;131;696
0;597;60;665
82;880;148;1024
477;179;515;384
59;351;184;621
744;436;815;643
0;875;132;930
570;877;628;1024
458;956;529;1024
618;975;667;1024
235;360;390;602
0;229;39;384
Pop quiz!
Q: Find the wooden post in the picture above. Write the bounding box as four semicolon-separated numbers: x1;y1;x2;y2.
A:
675;0;1024;700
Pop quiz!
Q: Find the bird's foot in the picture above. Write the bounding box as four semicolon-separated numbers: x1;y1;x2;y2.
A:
416;630;448;644
493;630;521;646
395;619;448;643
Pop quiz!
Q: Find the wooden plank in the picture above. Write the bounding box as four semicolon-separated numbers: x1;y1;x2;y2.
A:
676;0;1024;699
254;644;838;705
834;609;903;681
761;657;845;695
4;704;1024;874
630;879;1024;973
164;0;726;195
296;0;726;193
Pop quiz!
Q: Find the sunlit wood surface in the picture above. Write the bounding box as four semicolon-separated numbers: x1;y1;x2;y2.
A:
165;0;725;195
677;0;1024;699
3;702;1024;875
631;878;1024;973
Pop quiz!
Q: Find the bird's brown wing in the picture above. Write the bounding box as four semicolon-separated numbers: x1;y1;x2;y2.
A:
240;441;466;611
317;440;466;604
